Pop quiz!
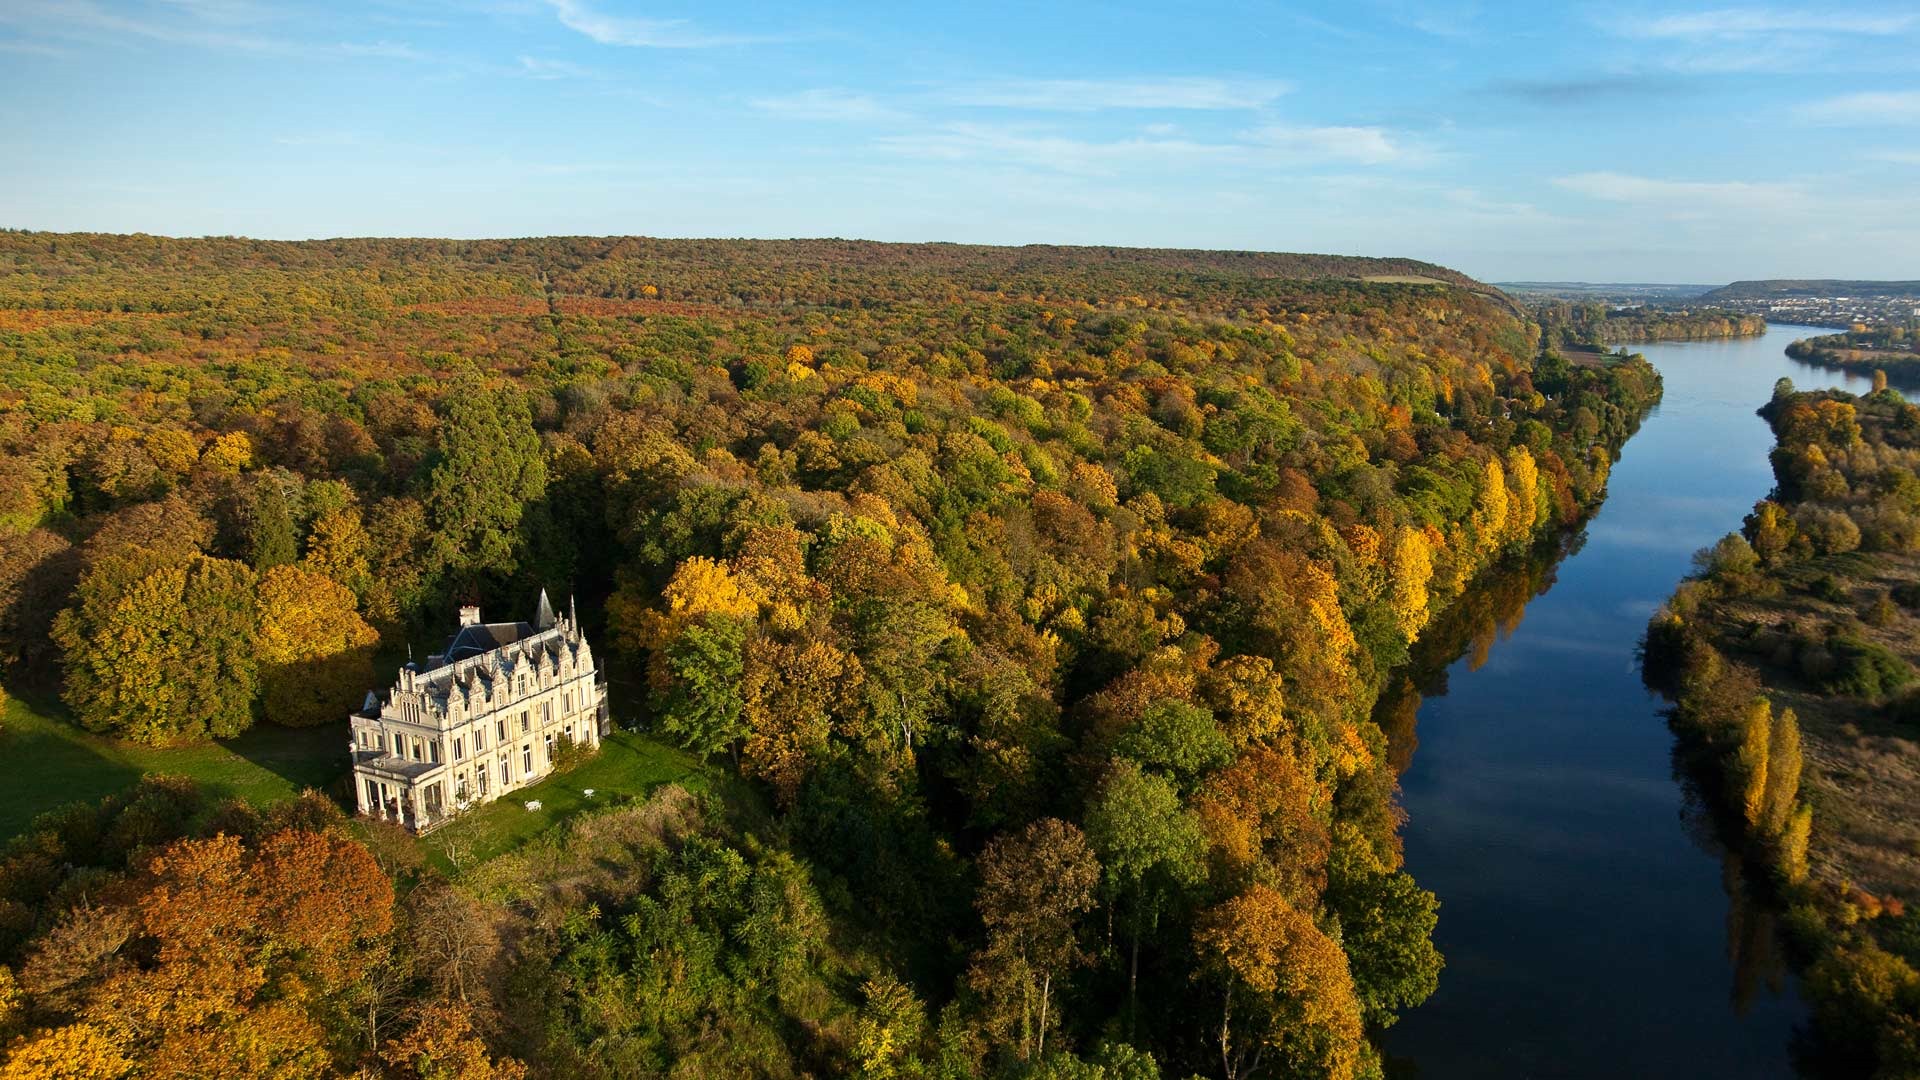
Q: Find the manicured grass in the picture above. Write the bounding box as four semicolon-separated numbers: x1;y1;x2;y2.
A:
0;689;351;842
420;730;713;868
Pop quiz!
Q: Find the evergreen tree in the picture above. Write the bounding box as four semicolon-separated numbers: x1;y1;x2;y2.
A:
423;376;547;586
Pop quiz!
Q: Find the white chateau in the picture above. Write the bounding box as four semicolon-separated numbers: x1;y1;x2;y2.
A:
351;590;608;832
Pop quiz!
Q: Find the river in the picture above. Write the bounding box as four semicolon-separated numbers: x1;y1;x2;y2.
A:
1381;325;1881;1077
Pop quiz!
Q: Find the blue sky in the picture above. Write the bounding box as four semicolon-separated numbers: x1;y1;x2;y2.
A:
2;1;1916;282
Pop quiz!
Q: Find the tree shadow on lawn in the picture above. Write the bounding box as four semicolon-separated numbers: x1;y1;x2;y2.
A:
0;689;144;840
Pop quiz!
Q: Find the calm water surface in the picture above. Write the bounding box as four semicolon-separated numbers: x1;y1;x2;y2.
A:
1383;325;1879;1078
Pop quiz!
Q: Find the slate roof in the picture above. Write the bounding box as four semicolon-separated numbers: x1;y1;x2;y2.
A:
436;621;536;666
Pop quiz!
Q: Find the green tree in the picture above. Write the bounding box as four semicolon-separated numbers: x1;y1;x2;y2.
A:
1084;761;1204;1030
652;614;749;761
423;377;547;583
1113;699;1232;792
1324;824;1442;1027
248;476;300;571
53;553;259;745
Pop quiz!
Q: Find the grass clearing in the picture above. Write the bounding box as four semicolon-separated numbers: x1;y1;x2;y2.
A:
419;730;714;870
0;689;350;842
1;689;726;873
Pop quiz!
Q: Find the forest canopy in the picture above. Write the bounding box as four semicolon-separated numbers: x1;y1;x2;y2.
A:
0;232;1659;1078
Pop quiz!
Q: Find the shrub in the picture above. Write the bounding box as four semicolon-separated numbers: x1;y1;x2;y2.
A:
1868;593;1901;628
1821;635;1915;699
1794;505;1862;555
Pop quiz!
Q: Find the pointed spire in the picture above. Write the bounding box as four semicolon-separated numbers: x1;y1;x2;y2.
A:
536;587;556;630
570;593;578;633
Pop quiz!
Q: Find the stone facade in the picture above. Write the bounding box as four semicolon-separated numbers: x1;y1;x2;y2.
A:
350;590;608;832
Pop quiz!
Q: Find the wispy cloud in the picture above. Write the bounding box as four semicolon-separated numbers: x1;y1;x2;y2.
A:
337;40;425;61
1486;73;1685;106
940;77;1290;111
1247;124;1407;165
749;88;902;122
1623;8;1919;38
1;0;287;52
1553;171;1804;212
878;123;1229;175
1796;90;1920;124
1605;7;1919;72
541;0;764;48
517;54;597;80
0;38;65;55
879;120;1416;175
0;0;428;60
1870;149;1920;165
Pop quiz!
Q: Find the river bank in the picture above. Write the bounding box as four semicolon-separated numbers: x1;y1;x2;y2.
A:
1382;324;1864;1077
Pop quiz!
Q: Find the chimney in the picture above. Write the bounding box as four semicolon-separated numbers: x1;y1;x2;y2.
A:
458;604;482;627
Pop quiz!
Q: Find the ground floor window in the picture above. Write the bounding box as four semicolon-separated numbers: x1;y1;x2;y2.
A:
523;743;533;775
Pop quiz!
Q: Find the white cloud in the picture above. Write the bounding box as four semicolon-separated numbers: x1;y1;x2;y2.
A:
940;77;1290;111
338;40;424;61
517;54;596;80
749;89;901;122
1607;7;1919;72
0;38;65;55
1870;149;1920;165
878;119;1417;175
878;123;1230;175
1552;171;1804;211
0;0;429;60
541;0;760;48
1624;8;1919;38
1796;90;1920;124
1247;124;1405;165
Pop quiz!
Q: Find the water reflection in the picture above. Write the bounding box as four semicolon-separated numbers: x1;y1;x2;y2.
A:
1379;326;1850;1078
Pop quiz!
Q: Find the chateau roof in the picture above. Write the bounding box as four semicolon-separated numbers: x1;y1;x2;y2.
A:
436;621;537;666
397;591;592;711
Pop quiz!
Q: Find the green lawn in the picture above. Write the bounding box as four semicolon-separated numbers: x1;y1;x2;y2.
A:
0;690;351;842
0;689;718;871
419;730;713;869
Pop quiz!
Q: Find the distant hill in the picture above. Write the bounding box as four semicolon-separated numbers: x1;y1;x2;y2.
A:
1703;280;1920;301
1495;281;1716;301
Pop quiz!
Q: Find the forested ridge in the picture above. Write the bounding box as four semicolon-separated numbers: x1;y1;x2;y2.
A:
1530;299;1765;347
1787;328;1920;375
1647;377;1920;1078
0;232;1658;1079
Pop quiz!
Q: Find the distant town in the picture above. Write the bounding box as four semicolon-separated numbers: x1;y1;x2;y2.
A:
1500;279;1920;330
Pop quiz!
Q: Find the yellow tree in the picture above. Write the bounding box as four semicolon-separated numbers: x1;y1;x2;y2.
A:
256;564;379;727
1759;707;1802;838
0;1023;133;1080
1504;446;1541;545
742;636;863;803
301;505;372;599
1192;883;1366;1080
1385;526;1435;642
380;1000;527;1080
1734;698;1771;831
1474;458;1510;555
